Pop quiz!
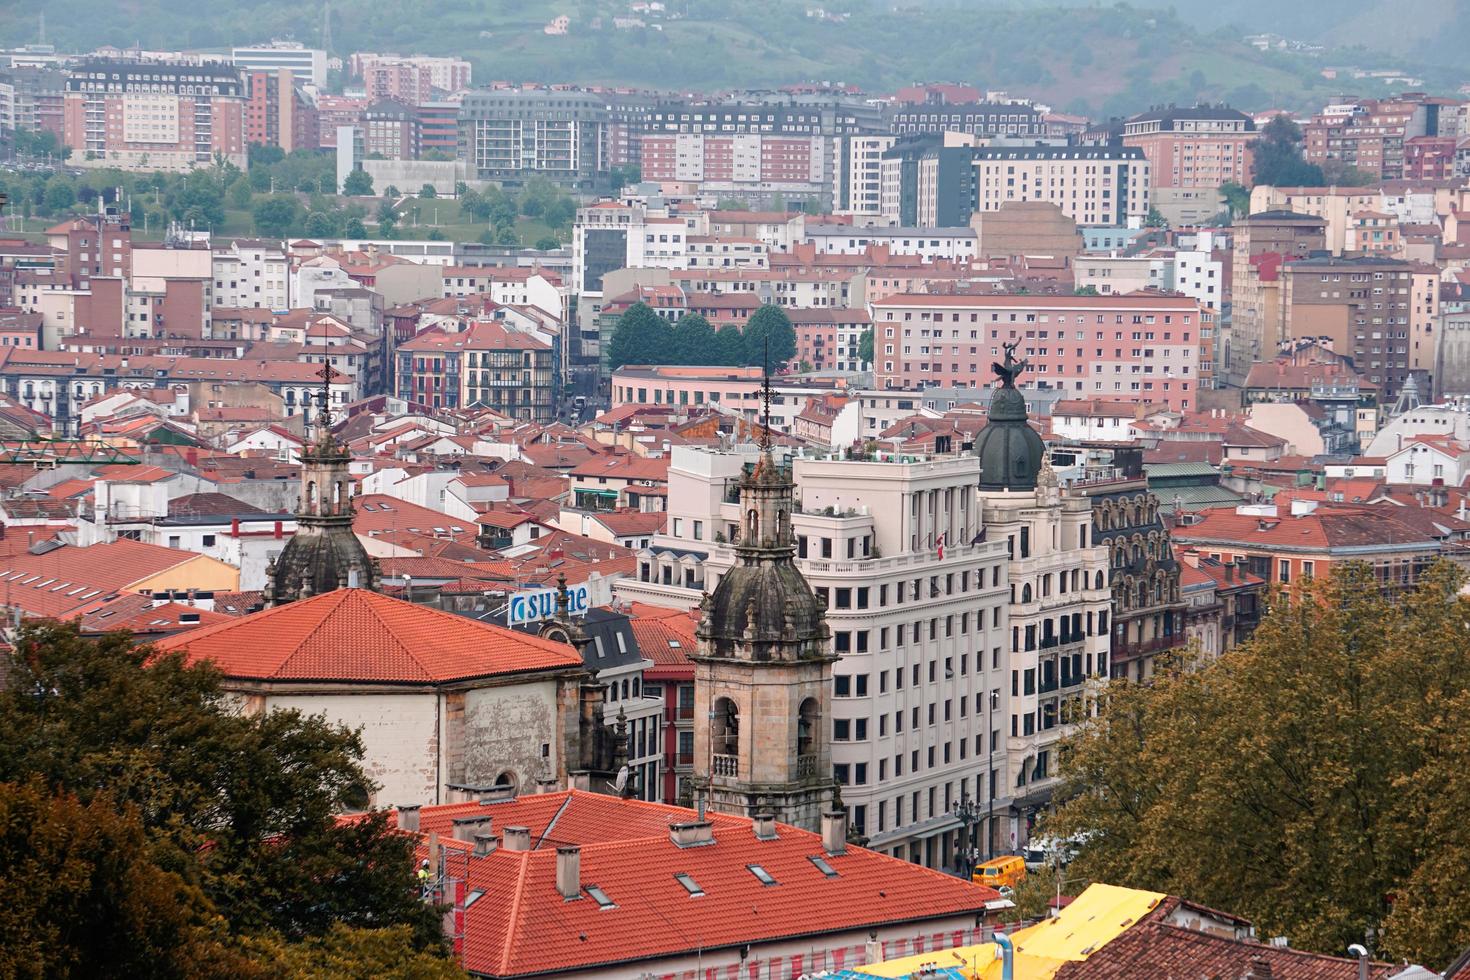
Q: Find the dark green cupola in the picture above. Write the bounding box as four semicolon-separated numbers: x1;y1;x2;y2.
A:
975;341;1045;491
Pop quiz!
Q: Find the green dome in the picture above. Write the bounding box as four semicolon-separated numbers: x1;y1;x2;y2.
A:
975;384;1044;491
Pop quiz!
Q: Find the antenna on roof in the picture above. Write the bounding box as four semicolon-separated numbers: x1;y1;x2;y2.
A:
759;336;773;451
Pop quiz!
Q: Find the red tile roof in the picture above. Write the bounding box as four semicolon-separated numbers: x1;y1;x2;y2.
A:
568;452;670;482
394;790;1000;978
0;539;209;619
628;602;697;669
154;589;583;684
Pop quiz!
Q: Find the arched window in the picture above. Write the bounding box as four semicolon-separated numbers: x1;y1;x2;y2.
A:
746;509;759;541
1021;582;1033;603
494;771;518;793
307;480;317;507
776;509;788;542
797;697;818;759
713;697;739;757
1095;570;1105;589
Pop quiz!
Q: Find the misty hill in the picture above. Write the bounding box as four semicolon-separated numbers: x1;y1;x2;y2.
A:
0;0;1450;115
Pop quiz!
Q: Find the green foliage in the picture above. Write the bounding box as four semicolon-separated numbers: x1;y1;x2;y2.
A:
1250;114;1325;187
1144;206;1166;228
252;195;305;237
342;169;374;197
608;302;675;370
242;923;466;979
0;621;449;965
249;143;286;168
1218;180;1251;218
43;176;76;214
712;323;746;366
384;185;401;199
1046;561;1470;968
11;127;64;159
419;183;437;198
534;236;562;251
344;216;368;238
1074;285;1100;296
741;304;797;369
672;313;716;365
858;325;874;365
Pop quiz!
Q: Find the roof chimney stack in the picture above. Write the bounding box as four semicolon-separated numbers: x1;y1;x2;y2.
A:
396;804;421;832
822;810;848;856
472;832;499;858
452;815;492;842
752;812;778;841
669;820;714;848
555;845;581;899
502;825;532;851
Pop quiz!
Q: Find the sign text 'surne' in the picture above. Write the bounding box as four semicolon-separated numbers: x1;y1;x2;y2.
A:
508;584;590;625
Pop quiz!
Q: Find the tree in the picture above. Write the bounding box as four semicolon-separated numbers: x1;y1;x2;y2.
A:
672;313;715;365
1250;114;1324;188
858;326;874;365
608;302;675;370
242;923;466;979
252;195;304;238
383;185;401;199
459;188;488;222
741;304;797;370
376;198;399;228
1046;562;1470;967
1219;180;1250;218
1144;206;1166;228
228;175;255;210
534;236;562;251
0;778;249;979
419;183;437;199
248;143;286;167
342;169;373;196
0;621;447;959
518;176;559;218
343;216;367;238
43;176;76;214
712;323;746;366
305;210;340;239
1074;284;1100;296
485;187;517;229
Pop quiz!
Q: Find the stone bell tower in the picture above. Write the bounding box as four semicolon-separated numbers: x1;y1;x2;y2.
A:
690;371;837;831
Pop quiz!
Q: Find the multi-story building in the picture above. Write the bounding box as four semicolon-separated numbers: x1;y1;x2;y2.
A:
230;43;327;88
1301;96;1469;181
3;66;65;141
363;61;433;106
1122;105;1254;225
457;88;609;186
791;308;871;373
869;293;1209;409
620;444;1013;866
638;133;828;206
314;95;368;148
643;94;885;140
1225;210;1327;387
395;317;556;419
879;135;980;227
211;238;289;311
971;146;1150;226
832;134;896;216
63;60;246;171
415;100;459;157
350;53;472;94
242;68;318;153
890;98;1045;139
358;98;419;160
1279;255;1414;392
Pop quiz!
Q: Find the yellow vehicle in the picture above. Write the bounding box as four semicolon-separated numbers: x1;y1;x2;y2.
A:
972;855;1027;889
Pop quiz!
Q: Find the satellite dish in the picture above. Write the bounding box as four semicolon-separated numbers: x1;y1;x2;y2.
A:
608;765;630;795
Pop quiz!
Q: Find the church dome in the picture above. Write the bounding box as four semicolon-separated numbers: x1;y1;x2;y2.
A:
975;384;1044;491
700;559;827;661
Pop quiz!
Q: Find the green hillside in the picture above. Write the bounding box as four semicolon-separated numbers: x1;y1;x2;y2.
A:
0;0;1428;115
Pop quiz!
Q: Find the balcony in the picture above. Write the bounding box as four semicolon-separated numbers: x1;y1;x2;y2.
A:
713;754;739;777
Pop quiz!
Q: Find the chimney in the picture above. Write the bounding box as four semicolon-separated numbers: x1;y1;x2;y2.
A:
502;825;532;851
821;810;848;855
752;812;778;841
396;804;421;832
1244;954;1274;980
555;845;581;899
452;815;492;842
1224;560;1235;581
472;832;499;858
669;820;714;848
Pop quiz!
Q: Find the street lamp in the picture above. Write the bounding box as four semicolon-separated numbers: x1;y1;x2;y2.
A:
951;786;979;880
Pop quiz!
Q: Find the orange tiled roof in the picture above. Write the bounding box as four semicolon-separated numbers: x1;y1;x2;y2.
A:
154;589;583;683
0;539;207;619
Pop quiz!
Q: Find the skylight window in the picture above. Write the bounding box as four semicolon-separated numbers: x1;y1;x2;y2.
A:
747;864;777;886
808;855;840;878
585;884;616;909
674;873;704;897
464;889;485;909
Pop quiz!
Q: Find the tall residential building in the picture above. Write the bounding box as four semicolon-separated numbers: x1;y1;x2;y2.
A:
395;318;556;419
363;61;433;105
1280;254;1414;392
358;98;419;160
231;43;327;88
243;69;318;152
832;134;896;216
973;352;1110;850
211;238;289;311
415;100;460;157
620;443;1012;867
890;98;1045;138
971;146;1150;226
1225;210;1327;387
869;293;1209;410
1122;105;1255;226
3;66;65;140
1301;96;1467;181
457;88;609;186
638;133;829;206
62;60;246;171
350;53;471;94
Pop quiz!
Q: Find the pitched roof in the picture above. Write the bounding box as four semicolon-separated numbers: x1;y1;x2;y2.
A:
392;790;1000;978
628;602;697;668
592;509;666;536
153;589;583;684
0;539;209;619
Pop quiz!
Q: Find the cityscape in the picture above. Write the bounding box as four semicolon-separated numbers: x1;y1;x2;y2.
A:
2;2;1470;978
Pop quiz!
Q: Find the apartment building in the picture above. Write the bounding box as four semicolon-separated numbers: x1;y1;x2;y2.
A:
62;59;247;171
231;43;327;88
350;53;472;94
971;146;1150;226
242;68;318;153
363;62;434;106
359;98;419;160
1225;210;1327;387
639;133;829;205
1122;105;1254;225
1301;96;1465;181
890;99;1045;138
618;445;1013;868
833;134;896;216
1280;255;1414;392
211;239;289;311
457;88;609;186
395;317;556;419
869;293;1208;410
791;308;871;373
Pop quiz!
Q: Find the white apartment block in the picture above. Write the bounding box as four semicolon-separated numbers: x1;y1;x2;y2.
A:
618;446;1013;869
231;43;327;87
800;224;978;261
212;239;290;311
972;147;1150;226
833;135;897;217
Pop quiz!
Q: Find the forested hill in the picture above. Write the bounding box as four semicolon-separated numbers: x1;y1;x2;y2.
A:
0;0;1452;116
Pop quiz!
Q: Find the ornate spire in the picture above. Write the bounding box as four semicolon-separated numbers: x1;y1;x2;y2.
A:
758;335;774;451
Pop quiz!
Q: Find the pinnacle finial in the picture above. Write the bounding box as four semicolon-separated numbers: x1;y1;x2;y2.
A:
758;335;774;451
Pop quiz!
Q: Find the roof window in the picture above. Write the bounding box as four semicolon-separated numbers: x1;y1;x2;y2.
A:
808;855;840;878
674;873;705;897
585;884;616;909
747;864;778;886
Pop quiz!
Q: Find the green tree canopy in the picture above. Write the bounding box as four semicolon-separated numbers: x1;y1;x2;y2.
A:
608;302;675;370
1218;180;1250;218
43;176;76;214
858;325;874;365
741;304;797;369
1046;561;1470;968
672;313;716;365
0;621;447;965
419;183;437;198
342;168;373;196
1250;114;1325;187
712;323;746;366
252;195;304;238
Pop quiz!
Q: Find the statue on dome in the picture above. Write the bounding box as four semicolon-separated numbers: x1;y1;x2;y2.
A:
992;340;1030;387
